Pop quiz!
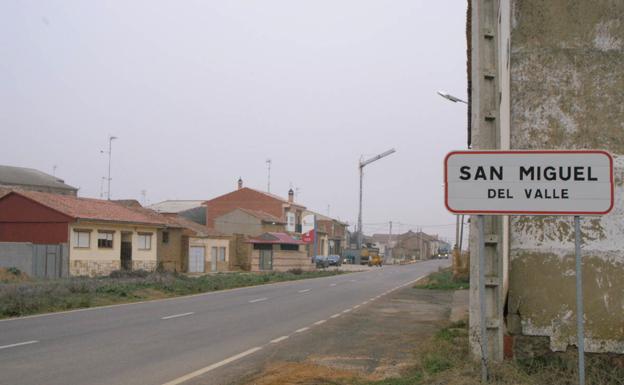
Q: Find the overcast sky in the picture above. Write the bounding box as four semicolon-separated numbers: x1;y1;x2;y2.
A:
1;1;468;242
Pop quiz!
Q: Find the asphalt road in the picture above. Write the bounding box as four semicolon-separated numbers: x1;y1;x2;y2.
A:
0;259;448;385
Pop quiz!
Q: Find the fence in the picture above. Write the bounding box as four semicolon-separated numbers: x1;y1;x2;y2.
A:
0;242;69;278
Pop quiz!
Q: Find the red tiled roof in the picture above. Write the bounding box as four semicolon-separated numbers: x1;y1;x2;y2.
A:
10;190;168;226
248;232;305;245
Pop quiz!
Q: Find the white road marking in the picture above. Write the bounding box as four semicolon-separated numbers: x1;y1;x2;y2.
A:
161;347;262;385
349;279;357;282
298;289;311;293
369;298;375;301
329;283;337;287
353;305;360;309
0;340;39;350
314;320;327;325
161;312;194;320
362;301;369;305
295;327;309;333
248;297;268;303
342;308;352;313
330;313;341;318
270;336;289;343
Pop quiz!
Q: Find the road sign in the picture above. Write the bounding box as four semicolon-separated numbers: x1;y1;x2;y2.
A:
444;150;614;215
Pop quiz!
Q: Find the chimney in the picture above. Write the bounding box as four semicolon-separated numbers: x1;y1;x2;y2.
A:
288;188;294;203
237;177;243;190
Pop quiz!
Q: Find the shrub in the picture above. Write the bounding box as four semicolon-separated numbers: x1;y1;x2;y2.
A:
6;267;21;276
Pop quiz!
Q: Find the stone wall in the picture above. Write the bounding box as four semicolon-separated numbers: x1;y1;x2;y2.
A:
70;260;120;277
508;0;624;353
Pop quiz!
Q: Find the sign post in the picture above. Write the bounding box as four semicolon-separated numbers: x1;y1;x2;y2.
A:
445;150;614;384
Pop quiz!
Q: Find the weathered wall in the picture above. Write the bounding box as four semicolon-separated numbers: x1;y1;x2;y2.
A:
156;228;184;272
509;0;624;353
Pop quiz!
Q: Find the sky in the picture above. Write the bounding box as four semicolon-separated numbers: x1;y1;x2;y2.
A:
1;1;468;242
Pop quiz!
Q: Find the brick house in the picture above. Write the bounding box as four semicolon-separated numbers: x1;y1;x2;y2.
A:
213;208;286;237
204;178;306;234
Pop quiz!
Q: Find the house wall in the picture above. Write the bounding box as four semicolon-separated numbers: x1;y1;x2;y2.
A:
214;209;285;236
205;188;284;228
250;244;314;272
0;193;71;244
188;237;231;272
156;228;184;272
68;222;159;276
507;0;624;353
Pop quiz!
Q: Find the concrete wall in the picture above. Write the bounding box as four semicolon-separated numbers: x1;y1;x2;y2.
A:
507;0;624;353
214;209;284;236
68;222;159;276
0;242;69;278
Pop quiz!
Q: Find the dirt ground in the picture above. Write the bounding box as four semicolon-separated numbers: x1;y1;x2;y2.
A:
224;287;468;385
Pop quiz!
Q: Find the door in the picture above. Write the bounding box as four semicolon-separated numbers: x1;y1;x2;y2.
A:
188;246;205;273
210;247;218;272
259;249;273;271
121;242;132;271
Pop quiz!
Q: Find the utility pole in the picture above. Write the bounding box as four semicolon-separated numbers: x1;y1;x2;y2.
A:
101;135;118;200
388;220;393;261
52;165;57;177
266;158;272;193
357;148;396;249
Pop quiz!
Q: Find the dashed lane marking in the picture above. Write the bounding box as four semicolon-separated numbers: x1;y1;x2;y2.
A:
161;312;194;320
161;347;262;385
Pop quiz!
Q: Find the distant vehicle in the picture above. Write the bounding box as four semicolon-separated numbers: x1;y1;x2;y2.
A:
327;255;342;266
368;254;383;267
314;255;330;268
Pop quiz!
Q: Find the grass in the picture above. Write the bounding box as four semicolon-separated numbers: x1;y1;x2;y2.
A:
413;268;469;290
348;319;624;385
0;269;344;319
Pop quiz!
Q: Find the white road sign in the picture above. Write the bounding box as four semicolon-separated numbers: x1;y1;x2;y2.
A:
445;150;614;215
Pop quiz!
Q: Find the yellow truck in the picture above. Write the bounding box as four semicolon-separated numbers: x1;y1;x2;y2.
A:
361;247;382;267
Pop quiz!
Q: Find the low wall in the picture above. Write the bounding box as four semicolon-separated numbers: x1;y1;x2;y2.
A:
0;242;68;278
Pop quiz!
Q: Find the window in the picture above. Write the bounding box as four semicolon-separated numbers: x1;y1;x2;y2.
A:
162;231;169;244
138;233;152;250
74;230;90;248
280;244;299;251
98;231;114;249
218;247;226;262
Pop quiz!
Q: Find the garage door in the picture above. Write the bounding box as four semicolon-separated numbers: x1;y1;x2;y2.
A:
189;246;205;273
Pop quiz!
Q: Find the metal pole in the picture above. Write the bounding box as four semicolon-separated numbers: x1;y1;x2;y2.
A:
106;137;113;200
574;215;585;385
313;215;318;260
478;214;488;383
357;166;363;249
459;215;465;252
455;215;461;251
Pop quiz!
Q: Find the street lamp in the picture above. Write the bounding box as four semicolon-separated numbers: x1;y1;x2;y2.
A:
101;135;118;200
437;90;468;104
437;90;468;255
357;148;396;249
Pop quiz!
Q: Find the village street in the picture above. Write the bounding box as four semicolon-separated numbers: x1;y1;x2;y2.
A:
0;260;448;385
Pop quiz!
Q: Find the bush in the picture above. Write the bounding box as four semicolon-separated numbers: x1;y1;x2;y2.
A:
108;269;151;279
6;267;21;276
